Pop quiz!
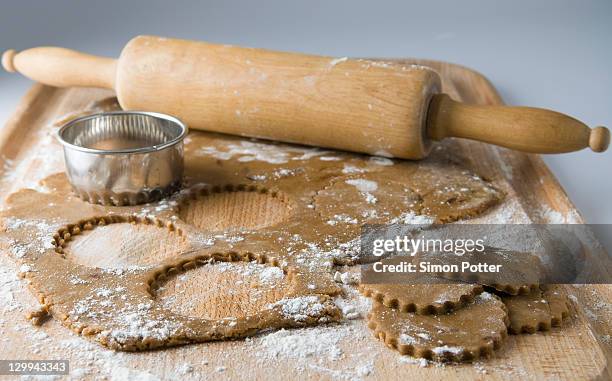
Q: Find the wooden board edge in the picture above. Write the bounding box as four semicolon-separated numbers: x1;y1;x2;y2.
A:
0;84;58;176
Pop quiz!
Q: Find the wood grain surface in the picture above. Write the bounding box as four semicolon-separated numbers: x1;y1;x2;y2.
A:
0;60;610;380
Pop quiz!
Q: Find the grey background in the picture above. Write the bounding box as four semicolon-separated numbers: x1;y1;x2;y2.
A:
1;1;610;237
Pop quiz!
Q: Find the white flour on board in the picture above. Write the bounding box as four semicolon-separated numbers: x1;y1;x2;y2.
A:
390;212;435;225
0;124;64;193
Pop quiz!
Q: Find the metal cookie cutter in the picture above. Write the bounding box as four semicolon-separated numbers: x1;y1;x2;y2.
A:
57;111;188;206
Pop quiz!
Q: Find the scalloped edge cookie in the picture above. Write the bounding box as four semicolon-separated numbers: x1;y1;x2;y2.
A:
367;292;509;362
502;285;570;334
359;282;484;315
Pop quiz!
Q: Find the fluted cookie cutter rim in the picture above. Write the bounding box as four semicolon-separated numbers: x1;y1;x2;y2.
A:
57;111;188;154
57;111;188;206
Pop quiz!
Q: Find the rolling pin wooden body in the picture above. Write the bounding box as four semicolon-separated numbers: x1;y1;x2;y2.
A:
3;35;609;158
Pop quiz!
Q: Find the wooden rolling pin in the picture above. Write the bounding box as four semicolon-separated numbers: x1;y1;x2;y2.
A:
2;35;609;159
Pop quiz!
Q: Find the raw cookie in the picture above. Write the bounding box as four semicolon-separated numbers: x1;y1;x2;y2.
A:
487;283;538;297
542;286;571;327
414;247;542;295
359;282;483;315
367;292;509;362
412;163;503;223
502;285;570;334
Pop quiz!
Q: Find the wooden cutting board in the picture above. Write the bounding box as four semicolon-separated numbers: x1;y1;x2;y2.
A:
0;60;610;380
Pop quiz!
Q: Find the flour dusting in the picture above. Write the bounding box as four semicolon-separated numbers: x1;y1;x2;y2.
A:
197;141;330;164
345;179;378;192
256;326;346;360
390;212;434;225
329;57;348;67
269;296;327;322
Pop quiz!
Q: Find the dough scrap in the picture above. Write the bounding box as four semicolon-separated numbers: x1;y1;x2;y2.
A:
367;292;509;362
314;175;422;226
0;186;341;350
1;114;503;351
502;285;570;334
359;282;483;315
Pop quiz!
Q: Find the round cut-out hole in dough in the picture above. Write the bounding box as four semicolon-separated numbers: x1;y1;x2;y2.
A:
60;219;190;269
154;260;291;320
178;186;293;232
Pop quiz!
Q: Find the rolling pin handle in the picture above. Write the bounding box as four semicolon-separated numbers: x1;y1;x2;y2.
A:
589;126;610;152
1;49;17;72
1;47;116;89
427;94;609;154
